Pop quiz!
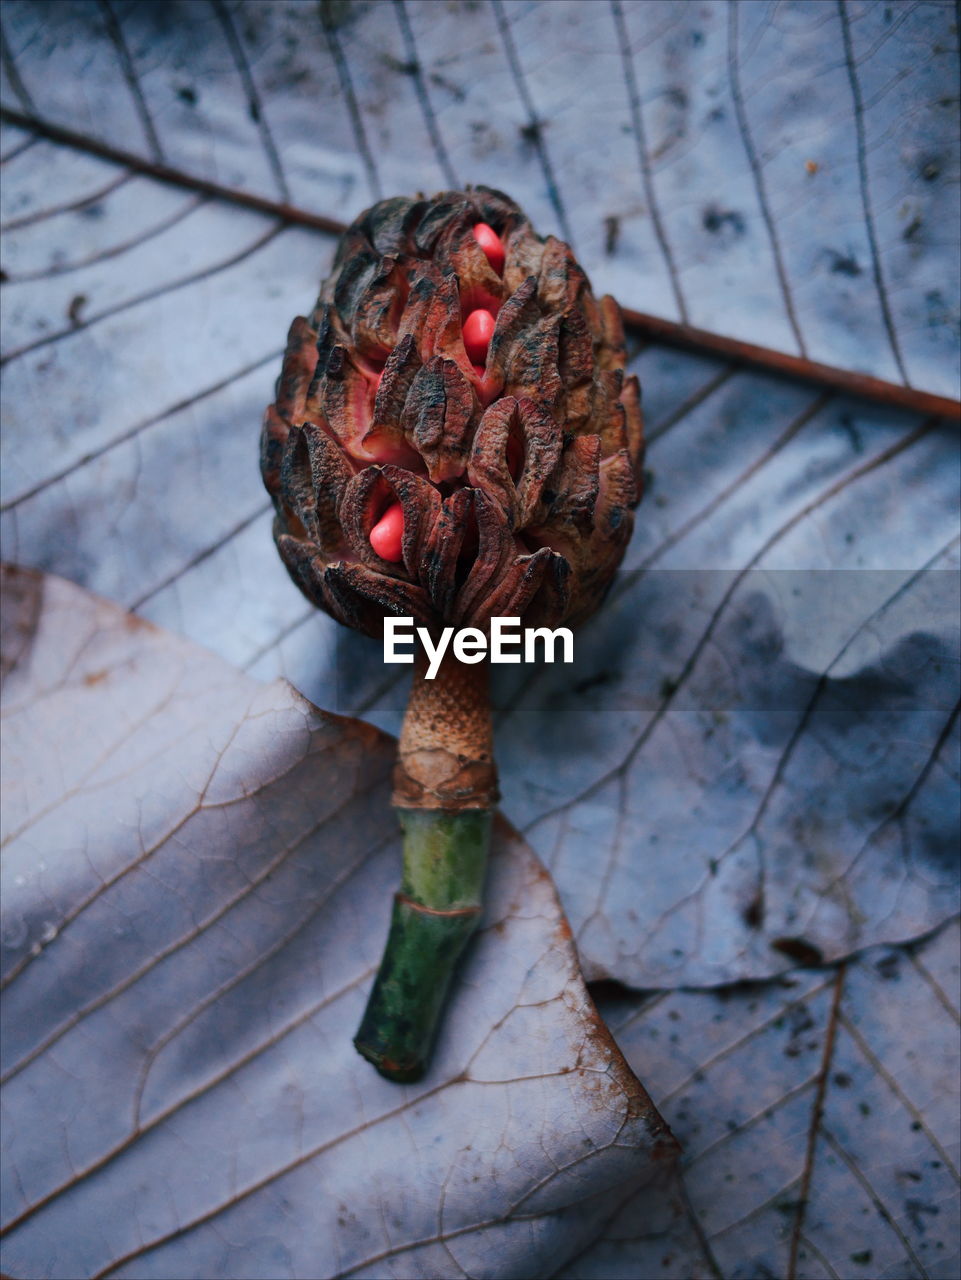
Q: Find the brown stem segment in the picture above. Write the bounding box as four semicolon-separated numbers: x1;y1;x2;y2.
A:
355;650;498;1082
392;649;499;811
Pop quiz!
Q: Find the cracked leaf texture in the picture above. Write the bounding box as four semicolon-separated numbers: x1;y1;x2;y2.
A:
1;0;958;396
0;567;673;1280
0;9;958;1276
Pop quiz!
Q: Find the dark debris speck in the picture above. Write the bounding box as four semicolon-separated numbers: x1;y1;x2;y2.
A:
829;251;862;277
703;205;746;236
771;937;824;967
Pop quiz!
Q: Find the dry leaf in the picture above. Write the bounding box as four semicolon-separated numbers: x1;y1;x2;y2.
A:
559;920;960;1280
1;0;957;394
0;566;673;1280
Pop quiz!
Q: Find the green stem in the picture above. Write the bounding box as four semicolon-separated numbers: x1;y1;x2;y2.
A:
354;808;492;1082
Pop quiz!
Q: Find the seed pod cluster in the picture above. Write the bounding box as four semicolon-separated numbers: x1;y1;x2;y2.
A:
261;187;644;638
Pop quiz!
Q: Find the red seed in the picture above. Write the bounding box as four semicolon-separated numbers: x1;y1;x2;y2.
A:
473;222;505;274
463;308;496;365
370;502;405;562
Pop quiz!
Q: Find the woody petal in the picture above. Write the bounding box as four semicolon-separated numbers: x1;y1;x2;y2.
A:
378;464;443;578
562;380;593;438
425;270;467;366
324;564;435;639
467;398;517;521
307;307;335;395
421;488;473;616
620;372;645;483
309;303;352;369
314;342;376;461
466;546;552;629
537;236;589;313
471;185;527;235
319;223;367;282
594;449;637;542
401;357;475;483
452;489;517;626
356;195;428;257
393;262;438;352
504;313;563;408
557;308;595;433
590;369;631;458
501;220;545;293
514;397;563;525
347;255;410;360
276;530;329;610
260;404;290;504
274;316;320;425
543;434;601;536
279;425;320;543
339;468;396;568
299;422;356;554
410;193;468;255
598;294;629;371
486;276;539;377
398;263;463;365
339;467;439;575
523;551;572;629
558;304;594;379
363;333;424;466
445;231;505;306
326;246;382;329
424;201;507;307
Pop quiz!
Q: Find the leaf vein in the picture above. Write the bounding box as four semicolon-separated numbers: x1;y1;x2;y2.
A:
837;0;911;386
393;0;458;190
490;0;573;244
96;0;164;164
610;0;688;323
728;0;807;358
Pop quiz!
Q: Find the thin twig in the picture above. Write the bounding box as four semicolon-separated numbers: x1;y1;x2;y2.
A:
2;105;957;422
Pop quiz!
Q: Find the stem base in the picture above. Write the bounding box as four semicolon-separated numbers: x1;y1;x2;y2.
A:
354;895;480;1082
354;808;492;1082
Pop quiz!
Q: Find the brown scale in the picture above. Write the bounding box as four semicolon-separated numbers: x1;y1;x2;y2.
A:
393;649;498;811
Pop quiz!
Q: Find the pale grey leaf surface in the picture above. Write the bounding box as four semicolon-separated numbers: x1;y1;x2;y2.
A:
1;128;958;994
1;0;958;396
271;359;961;989
0;566;674;1280
494;411;961;987
556;919;961;1280
2;38;959;1280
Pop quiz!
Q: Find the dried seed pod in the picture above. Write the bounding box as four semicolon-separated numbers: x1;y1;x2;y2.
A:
261;188;644;1081
262;185;644;646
